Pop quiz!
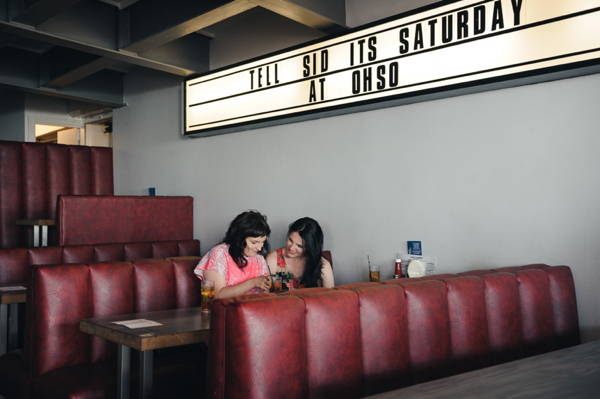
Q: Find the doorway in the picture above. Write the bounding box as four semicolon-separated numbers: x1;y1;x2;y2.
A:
34;119;112;147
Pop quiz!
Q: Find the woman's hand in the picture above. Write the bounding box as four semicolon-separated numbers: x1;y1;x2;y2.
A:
251;275;270;292
204;270;271;299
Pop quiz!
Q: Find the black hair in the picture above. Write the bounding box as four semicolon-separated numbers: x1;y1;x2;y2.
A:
222;210;271;269
288;217;324;287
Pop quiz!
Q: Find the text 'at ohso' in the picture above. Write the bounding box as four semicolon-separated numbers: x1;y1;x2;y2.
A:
249;63;279;90
304;50;329;103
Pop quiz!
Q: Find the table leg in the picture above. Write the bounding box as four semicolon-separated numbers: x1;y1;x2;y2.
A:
0;304;7;356
33;225;40;247
41;225;48;247
118;344;131;399
8;303;18;351
139;350;153;399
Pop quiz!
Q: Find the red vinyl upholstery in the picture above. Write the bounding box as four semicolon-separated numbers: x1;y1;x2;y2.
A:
0;239;200;284
0;258;202;399
207;265;580;399
56;196;194;246
0;141;113;248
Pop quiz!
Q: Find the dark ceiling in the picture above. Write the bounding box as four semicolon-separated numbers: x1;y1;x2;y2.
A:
0;0;346;115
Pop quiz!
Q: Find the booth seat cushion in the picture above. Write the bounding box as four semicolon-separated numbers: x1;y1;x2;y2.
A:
30;351;201;399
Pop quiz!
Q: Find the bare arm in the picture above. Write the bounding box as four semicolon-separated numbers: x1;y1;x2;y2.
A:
321;258;335;288
265;251;278;275
204;270;269;299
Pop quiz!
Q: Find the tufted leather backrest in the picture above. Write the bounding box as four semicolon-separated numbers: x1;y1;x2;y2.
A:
0;239;200;284
25;258;201;377
207;265;580;399
0;141;113;248
57;196;194;246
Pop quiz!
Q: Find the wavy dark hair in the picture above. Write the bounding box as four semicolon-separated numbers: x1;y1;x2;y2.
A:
222;210;271;269
288;217;325;287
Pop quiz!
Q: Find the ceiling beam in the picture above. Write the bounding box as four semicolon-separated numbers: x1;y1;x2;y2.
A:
121;0;257;54
0;47;125;107
0;19;201;76
42;57;118;89
10;0;83;27
250;0;347;34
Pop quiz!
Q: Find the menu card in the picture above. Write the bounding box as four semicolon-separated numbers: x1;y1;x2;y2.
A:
112;319;163;329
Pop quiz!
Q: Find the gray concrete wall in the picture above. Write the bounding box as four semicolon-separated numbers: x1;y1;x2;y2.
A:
113;1;600;342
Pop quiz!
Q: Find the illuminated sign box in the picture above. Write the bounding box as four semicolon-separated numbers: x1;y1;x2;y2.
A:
185;0;600;137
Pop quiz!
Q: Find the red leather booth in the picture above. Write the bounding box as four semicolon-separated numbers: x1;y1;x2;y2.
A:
0;141;113;248
0;257;203;399
206;264;580;399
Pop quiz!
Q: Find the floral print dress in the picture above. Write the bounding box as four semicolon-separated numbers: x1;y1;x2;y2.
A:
275;248;304;290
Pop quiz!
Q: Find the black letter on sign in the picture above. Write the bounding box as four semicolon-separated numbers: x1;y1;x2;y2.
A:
376;65;386;90
492;0;504;31
414;23;424;50
363;68;372;92
457;11;469;40
368;36;377;61
389;62;399;87
352;71;360;94
309;80;317;102
249;70;255;90
319;78;326;101
474;5;486;35
428;19;437;47
303;55;310;77
321;50;328;72
442;15;453;43
399;28;409;54
511;0;523;25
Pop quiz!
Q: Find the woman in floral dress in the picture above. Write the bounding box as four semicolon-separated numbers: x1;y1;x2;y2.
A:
266;217;334;289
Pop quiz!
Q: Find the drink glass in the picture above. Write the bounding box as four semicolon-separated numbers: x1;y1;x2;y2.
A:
369;265;381;282
268;275;274;292
201;280;215;312
273;276;283;293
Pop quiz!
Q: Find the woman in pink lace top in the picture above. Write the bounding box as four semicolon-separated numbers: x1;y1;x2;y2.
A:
194;210;271;299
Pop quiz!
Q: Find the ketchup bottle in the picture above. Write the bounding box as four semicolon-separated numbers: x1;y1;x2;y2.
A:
394;259;402;278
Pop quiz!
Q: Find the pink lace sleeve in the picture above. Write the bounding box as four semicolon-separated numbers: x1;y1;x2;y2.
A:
194;243;229;282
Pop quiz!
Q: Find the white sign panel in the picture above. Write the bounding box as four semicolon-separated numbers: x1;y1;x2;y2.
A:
185;0;600;136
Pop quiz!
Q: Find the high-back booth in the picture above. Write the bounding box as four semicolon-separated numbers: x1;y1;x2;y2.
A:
0;140;113;248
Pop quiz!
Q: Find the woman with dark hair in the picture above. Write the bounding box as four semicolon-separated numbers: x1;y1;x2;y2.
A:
266;217;334;288
194;210;271;299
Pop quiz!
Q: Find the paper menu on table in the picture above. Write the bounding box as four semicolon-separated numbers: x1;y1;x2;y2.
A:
112;319;163;329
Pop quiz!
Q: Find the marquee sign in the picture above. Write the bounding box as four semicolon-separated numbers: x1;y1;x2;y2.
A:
184;0;600;136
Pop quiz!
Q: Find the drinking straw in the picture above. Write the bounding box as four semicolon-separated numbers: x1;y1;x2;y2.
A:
367;255;371;268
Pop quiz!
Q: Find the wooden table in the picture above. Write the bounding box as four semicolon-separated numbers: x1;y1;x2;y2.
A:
0;283;26;355
366;339;600;399
80;307;210;399
16;219;55;247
